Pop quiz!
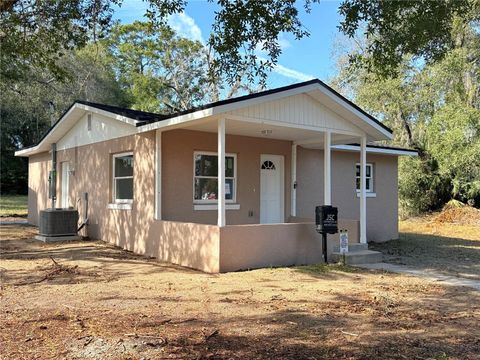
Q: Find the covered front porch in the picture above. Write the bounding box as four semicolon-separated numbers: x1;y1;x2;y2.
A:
150;124;376;272
138;81;392;272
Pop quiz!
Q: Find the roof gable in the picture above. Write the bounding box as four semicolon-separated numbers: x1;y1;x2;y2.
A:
57;112;137;151
16;79;394;157
226;93;363;135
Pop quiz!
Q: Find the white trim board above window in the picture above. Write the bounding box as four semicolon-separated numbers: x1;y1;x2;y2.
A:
193;151;237;204
112;152;134;204
355;163;374;193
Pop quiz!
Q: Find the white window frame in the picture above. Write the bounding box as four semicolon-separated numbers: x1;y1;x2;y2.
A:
193;151;237;204
355;162;374;193
112;151;134;204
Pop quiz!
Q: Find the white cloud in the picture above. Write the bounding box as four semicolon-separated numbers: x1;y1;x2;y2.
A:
258;56;314;82
278;34;292;51
165;14;312;83
271;63;315;82
167;12;204;43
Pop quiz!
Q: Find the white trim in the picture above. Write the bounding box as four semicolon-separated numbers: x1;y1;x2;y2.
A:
314;84;393;139
291;144;297;217
112;151;134;203
218;118;226;227
107;203;132;210
76;104;138;126
137;84;320;133
16;82;396;158
194;204;240;211
324;131;332;206
15;104;140;157
356;191;376;198
332;144;418;156
136;82;391;141
228;114;363;138
155;130;162;220
359;137;367;244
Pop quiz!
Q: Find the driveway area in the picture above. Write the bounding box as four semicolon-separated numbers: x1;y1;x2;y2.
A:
1;224;480;359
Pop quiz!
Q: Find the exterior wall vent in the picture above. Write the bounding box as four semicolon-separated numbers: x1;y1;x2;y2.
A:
87;114;92;131
39;209;79;236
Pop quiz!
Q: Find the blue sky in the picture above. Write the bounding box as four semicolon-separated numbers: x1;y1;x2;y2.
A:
113;0;344;89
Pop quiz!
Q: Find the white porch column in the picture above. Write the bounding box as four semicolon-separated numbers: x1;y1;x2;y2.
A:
154;130;162;220
324;131;331;205
218;118;226;227
360;135;367;243
291;144;297;217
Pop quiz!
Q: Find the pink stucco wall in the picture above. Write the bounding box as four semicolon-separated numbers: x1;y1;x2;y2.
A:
295;147;399;242
27;128;398;272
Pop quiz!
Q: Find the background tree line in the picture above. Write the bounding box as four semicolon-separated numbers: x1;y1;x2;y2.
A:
0;20;254;194
333;13;480;215
1;0;479;216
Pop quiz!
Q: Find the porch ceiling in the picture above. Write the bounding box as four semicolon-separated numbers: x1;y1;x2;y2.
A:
182;118;360;146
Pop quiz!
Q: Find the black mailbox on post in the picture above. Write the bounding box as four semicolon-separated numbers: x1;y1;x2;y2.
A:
315;205;338;234
315;205;338;264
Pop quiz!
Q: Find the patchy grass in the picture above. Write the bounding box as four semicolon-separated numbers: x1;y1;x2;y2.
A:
296;262;358;275
1;224;479;359
371;219;480;280
0;195;28;217
400;219;480;241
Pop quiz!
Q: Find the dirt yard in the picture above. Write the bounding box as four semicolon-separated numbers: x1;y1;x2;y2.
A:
1;224;480;359
371;219;480;280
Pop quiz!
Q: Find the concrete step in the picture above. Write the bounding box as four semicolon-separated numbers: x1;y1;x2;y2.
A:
330;250;383;265
332;243;368;253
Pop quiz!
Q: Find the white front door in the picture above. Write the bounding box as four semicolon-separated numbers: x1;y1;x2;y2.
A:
260;154;284;224
61;162;70;208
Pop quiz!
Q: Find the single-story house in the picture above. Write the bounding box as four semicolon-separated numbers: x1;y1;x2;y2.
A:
16;79;417;273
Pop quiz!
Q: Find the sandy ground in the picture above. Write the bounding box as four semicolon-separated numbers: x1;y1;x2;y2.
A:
1;224;480;359
371;220;480;280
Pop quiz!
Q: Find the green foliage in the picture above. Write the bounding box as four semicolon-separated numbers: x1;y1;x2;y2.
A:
105;21;209;112
398;156;450;216
428;104;480;202
338;0;478;76
0;0;120;82
2;1;478;85
0;43;129;194
334;19;480;214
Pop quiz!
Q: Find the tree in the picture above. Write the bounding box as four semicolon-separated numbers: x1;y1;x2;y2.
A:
105;21;208;112
0;0;119;82
2;1;478;85
338;0;479;75
332;20;480;214
105;21;255;113
0;43;128;194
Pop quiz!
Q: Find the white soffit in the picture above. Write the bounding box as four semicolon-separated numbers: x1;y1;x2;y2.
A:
332;144;418;156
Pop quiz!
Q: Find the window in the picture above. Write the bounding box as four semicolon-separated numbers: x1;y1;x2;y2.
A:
194;152;236;203
356;163;373;192
261;160;276;170
113;152;133;203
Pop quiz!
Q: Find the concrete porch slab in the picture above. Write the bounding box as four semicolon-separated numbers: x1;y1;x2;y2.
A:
330;249;383;265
